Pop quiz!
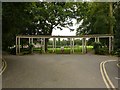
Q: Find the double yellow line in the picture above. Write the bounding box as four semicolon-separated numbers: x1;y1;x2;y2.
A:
117;64;120;68
100;60;117;90
0;58;7;75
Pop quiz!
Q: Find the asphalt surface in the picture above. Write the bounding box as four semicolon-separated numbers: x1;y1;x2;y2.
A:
105;60;120;88
2;54;118;88
0;55;2;90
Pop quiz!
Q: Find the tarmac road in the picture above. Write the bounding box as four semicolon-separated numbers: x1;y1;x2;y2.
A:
105;60;120;88
2;54;118;88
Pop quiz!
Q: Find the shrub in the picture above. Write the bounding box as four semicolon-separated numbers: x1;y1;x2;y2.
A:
93;42;102;54
10;47;16;55
116;49;120;57
98;47;109;55
28;43;34;54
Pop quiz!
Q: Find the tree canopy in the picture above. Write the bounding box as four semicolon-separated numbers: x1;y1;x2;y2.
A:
76;2;115;35
114;2;120;53
2;2;120;53
2;2;76;50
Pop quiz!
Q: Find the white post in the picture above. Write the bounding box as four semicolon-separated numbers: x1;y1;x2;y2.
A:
28;38;32;53
85;38;87;53
55;38;56;52
82;38;84;54
95;37;97;42
73;38;74;53
39;38;42;53
18;37;20;54
111;36;114;51
109;37;112;54
43;38;45;53
16;37;18;55
53;38;55;53
31;38;33;53
97;37;100;42
70;38;72;53
41;38;42;45
31;38;33;44
42;38;44;53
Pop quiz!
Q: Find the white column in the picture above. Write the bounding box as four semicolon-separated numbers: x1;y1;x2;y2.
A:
85;38;87;53
97;37;100;42
73;38;74;53
109;37;112;54
43;38;45;53
55;38;56;52
111;36;114;51
41;38;42;45
41;38;44;53
82;38;84;54
16;37;18;55
41;38;43;53
31;38;33;53
95;37;97;42
31;38;33;44
53;38;55;53
70;38;72;53
18;37;20;54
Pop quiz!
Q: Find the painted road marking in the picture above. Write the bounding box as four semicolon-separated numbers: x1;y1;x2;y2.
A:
0;58;7;75
0;62;2;72
117;64;120;68
100;62;110;88
103;60;116;89
100;60;117;90
0;57;3;72
115;77;120;80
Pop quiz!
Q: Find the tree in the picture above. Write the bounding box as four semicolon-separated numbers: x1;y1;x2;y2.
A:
74;39;82;45
28;2;76;51
2;2;33;50
114;2;120;54
2;2;77;52
76;2;115;35
75;2;116;48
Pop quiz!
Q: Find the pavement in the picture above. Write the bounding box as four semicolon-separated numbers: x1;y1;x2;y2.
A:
0;56;2;90
2;54;119;88
105;60;120;88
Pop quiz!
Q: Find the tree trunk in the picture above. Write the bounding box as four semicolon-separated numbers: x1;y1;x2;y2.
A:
45;38;49;52
44;26;53;52
109;2;113;35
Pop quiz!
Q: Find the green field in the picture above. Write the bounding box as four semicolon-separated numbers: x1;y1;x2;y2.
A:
31;46;93;54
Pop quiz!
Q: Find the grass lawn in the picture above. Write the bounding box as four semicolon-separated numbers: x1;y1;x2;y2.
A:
20;46;93;54
33;46;93;54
